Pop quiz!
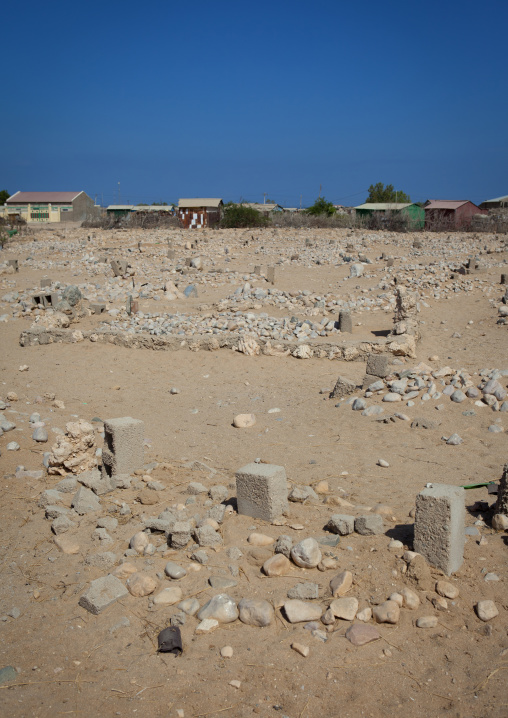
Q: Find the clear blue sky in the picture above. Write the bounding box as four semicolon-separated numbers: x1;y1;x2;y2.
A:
3;0;507;207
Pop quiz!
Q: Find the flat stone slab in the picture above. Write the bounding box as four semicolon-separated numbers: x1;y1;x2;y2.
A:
78;574;129;614
345;623;381;646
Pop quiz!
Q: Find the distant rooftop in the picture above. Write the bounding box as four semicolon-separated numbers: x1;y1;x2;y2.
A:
355;202;414;211
241;203;281;212
424;200;473;210
178;198;223;209
482;194;508;203
6;191;83;204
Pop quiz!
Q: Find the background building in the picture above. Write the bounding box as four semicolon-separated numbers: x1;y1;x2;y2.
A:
4;191;94;223
424;200;487;229
178;199;223;228
479;195;508;210
354;202;425;229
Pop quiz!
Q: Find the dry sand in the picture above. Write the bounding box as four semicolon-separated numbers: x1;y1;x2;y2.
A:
0;225;506;718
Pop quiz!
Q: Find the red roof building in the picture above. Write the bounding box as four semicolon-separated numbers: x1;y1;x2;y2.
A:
424;200;487;230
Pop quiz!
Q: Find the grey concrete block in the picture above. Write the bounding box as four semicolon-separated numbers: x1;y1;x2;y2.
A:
38;489;63;508
193;525;223;547
207;503;226;524
169;521;191;549
78;468;114;495
78;574;128;614
326;514;355;535
414;483;465;575
102;417;144;479
266;266;275;284
111;259;128;277
338;311;352;333
366;354;390;378
355;514;384;535
235;462;288;521
71;486;101;514
329;375;356;400
40;278;52;288
90;303;106;314
363;374;381;389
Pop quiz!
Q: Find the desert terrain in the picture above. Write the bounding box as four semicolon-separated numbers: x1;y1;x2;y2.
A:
0;225;507;718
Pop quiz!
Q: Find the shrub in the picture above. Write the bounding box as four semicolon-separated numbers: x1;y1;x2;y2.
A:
304;197;336;216
220;203;269;228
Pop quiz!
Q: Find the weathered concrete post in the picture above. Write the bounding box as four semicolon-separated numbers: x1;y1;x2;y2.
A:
414;483;465;575
235;463;288;521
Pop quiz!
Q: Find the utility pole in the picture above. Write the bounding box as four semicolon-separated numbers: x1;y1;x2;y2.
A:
118;181;121;205
319;184;322;198
300;194;302;210
263;192;267;205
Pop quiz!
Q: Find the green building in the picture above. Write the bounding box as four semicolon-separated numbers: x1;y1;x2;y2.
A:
354;202;425;229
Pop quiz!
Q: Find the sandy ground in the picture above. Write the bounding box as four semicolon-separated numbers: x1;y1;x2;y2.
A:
0;226;507;718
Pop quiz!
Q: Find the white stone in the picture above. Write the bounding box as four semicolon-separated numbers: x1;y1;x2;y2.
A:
356;607;372;622
233;414;256;428
290;537;322;568
130;531;149;554
152;586;183;605
329;597;358;620
476;600;499;622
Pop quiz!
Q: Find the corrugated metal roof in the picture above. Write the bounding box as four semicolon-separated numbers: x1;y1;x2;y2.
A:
133;205;173;212
482;195;508;203
355;203;413;210
6;191;82;203
107;205;134;210
241;203;281;212
178;198;223;209
424;200;470;210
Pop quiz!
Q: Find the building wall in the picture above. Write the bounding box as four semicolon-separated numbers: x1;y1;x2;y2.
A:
2;193;94;223
71;192;94;221
455;202;488;227
178;206;222;229
403;204;425;229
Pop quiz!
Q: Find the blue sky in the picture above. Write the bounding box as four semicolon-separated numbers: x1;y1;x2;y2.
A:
3;0;507;207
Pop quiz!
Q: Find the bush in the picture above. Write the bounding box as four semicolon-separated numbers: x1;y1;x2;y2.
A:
82;213;180;230
220;203;269;228
304;197;336;216
271;211;357;229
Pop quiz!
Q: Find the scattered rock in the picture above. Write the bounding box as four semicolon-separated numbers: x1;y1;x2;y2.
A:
284;600;322;623
372;600;400;624
291;642;309;657
238;598;274;627
476;600;499;622
153;587;183;605
290;537;322;568
197;594;239;623
126;573;157;597
345;624;380;646
330;570;353;597
233;414;256;428
263;554;291;576
329;597;358;620
416;615;438;628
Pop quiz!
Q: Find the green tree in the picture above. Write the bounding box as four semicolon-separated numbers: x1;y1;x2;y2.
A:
220;203;269;228
366;183;411;203
0;190;10;205
305;197;336;216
